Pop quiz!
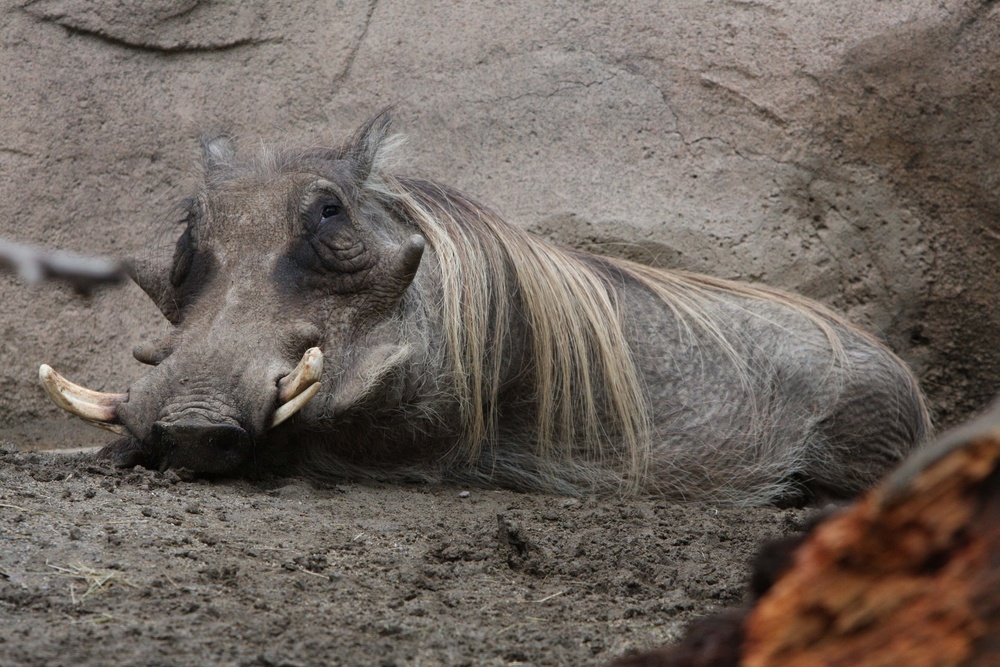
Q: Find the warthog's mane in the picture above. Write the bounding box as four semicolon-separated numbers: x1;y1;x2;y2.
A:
357;152;904;496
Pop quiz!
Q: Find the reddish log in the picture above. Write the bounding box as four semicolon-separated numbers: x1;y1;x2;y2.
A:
611;401;1000;667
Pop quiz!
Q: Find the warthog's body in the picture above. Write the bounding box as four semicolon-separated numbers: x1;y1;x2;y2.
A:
57;115;929;504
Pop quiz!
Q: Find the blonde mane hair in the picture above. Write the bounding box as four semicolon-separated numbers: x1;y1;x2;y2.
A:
362;163;869;495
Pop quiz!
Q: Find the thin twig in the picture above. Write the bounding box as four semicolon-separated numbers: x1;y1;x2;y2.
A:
495;617;548;636
0;239;124;292
535;590;566;603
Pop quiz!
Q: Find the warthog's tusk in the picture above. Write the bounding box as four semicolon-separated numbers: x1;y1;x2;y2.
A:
271;348;324;428
38;364;128;435
278;347;324;403
272;382;320;428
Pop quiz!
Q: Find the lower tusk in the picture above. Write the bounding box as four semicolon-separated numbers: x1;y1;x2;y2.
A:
39;364;128;434
271;382;320;428
80;418;129;436
278;347;324;403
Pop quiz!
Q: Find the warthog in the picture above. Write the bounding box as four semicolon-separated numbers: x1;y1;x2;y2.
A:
41;114;931;504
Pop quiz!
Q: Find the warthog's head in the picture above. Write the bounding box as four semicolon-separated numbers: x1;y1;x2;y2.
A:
41;115;426;474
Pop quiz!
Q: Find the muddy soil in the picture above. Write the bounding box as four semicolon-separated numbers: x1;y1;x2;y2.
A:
0;445;810;667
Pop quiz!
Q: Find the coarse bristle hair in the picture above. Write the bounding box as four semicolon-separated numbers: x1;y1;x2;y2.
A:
359;153;903;496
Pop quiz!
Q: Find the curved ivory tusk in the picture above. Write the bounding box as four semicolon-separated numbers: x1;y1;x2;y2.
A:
38;364;128;435
278;347;324;403
271;381;320;428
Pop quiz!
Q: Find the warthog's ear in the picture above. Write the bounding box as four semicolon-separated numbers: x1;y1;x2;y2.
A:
200;133;236;174
347;111;395;186
126;256;181;324
328;343;412;415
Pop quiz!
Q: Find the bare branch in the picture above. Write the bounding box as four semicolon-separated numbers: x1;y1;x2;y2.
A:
0;239;124;292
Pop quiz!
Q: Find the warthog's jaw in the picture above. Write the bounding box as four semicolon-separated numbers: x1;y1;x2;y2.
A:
38;347;325;471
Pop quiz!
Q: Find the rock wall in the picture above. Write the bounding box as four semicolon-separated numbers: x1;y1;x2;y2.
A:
2;0;998;445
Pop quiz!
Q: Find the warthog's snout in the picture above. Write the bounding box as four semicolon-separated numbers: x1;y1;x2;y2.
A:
151;420;251;474
39;347;325;475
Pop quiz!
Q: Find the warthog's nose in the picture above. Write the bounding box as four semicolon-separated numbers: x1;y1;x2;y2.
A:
151;421;251;474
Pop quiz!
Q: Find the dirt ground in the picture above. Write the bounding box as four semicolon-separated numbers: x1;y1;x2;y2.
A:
0;444;810;667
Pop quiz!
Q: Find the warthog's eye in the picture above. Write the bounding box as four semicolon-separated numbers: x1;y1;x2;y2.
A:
321;202;343;221
319;199;344;225
290;192;374;289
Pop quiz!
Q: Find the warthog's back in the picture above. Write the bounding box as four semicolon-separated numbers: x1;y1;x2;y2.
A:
616;278;929;504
